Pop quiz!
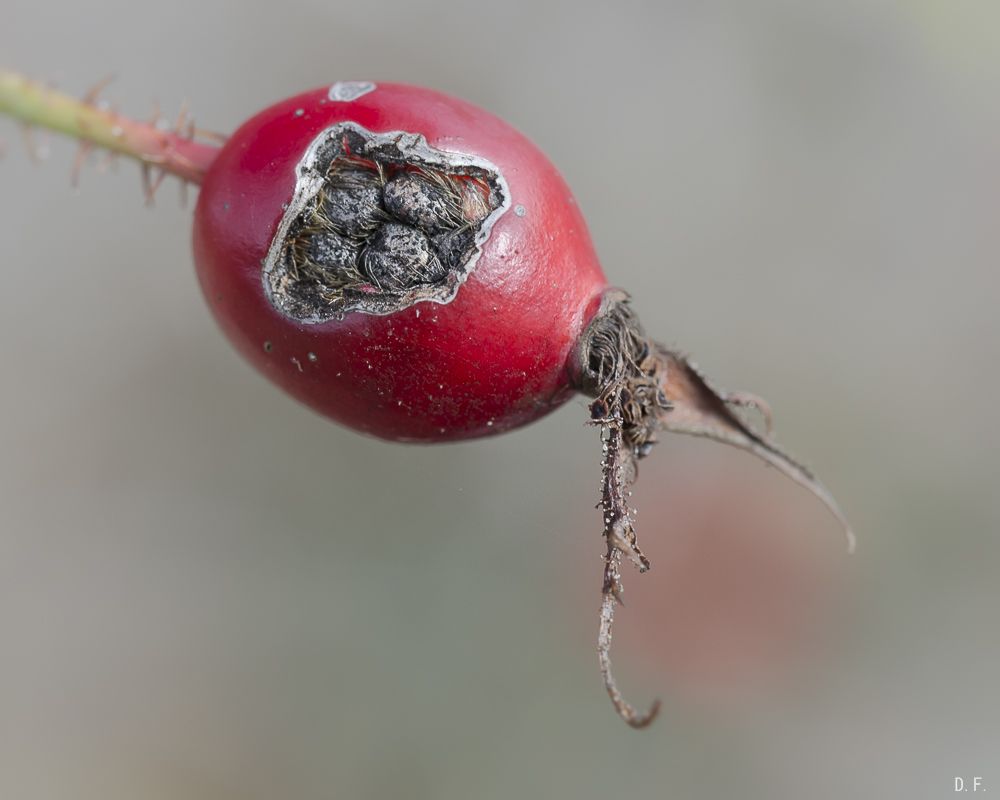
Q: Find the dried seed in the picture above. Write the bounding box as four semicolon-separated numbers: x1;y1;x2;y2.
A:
308;230;360;270
362;223;448;291
431;227;475;268
321;169;384;235
383;171;454;233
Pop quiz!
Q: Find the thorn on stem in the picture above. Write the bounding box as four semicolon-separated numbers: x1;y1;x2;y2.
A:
141;162;166;206
82;74;116;106
174;99;190;138
70;141;94;187
196;127;228;144
148;99;164;129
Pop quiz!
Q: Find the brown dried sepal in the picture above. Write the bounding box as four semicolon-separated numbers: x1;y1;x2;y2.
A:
575;289;854;728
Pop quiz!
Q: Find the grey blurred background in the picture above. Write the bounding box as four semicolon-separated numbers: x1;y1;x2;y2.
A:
2;1;998;798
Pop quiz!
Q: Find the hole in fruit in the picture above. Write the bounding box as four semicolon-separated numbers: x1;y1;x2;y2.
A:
263;122;510;322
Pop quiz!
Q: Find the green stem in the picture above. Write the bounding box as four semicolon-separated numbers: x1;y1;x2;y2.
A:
0;69;220;184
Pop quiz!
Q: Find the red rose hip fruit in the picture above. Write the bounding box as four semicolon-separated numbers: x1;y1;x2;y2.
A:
193;82;607;442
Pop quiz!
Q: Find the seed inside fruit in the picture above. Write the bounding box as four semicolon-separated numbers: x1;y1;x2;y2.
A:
362;223;448;290
383;171;456;233
431;228;476;267
308;230;360;271
319;168;384;237
263;122;509;322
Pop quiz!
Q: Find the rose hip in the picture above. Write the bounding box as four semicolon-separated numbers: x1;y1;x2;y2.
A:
0;72;854;729
194;84;607;442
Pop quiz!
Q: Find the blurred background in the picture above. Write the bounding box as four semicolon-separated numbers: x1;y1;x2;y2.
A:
2;1;998;797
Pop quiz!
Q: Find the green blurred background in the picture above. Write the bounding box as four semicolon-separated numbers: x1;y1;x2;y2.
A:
2;1;998;797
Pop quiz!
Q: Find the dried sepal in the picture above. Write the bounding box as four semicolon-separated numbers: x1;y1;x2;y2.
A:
653;348;856;554
578;289;854;728
595;421;661;728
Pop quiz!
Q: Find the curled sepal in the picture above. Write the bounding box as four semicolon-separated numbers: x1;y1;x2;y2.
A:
655;347;856;554
577;290;854;728
596;422;660;728
598;589;661;729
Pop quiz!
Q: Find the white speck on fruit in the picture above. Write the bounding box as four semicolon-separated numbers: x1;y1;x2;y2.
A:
307;352;318;362
328;81;377;102
515;204;526;217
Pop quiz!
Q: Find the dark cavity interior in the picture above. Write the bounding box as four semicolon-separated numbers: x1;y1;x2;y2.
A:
264;123;506;321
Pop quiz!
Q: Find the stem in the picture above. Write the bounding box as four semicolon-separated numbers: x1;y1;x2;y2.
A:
0;69;220;184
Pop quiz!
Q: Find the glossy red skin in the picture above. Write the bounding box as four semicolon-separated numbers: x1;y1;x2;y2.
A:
194;83;608;442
